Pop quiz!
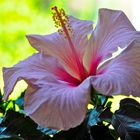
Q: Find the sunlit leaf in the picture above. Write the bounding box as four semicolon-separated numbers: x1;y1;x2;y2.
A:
88;108;101;126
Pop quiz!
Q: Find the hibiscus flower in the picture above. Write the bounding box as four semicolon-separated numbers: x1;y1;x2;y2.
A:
3;7;140;130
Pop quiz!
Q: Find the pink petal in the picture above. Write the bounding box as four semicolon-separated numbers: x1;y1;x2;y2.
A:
91;40;140;96
2;53;64;100
85;8;139;73
24;78;91;130
26;34;81;79
26;17;93;79
69;16;93;36
26;33;63;58
27;16;93;56
67;16;93;62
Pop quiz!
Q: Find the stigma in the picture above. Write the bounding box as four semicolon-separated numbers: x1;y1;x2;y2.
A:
51;6;73;37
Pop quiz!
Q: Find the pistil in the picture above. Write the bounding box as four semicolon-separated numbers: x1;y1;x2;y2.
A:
51;6;87;81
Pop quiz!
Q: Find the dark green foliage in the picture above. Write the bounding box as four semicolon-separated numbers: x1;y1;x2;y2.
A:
0;110;51;140
1;89;140;140
88;107;101;126
37;126;58;135
14;91;25;111
89;93;113;126
112;98;140;140
90;125;115;140
53;120;90;140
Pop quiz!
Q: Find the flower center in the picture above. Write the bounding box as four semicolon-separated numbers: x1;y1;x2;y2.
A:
51;6;87;81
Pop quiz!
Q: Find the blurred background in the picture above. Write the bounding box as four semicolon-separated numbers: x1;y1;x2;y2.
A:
0;0;140;108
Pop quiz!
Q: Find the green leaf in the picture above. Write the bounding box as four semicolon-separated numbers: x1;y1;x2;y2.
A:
112;98;140;140
1;110;50;139
120;98;140;108
53;120;90;140
90;87;112;107
106;101;112;108
0;90;5;114
109;129;120;140
0;134;23;140
90;125;115;140
112;114;140;140
117;103;140;119
37;126;58;135
88;108;101;126
14;91;24;111
0;90;2;102
97;95;107;106
99;107;113;123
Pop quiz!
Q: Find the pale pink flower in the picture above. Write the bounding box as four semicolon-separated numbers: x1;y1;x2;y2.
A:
3;8;140;130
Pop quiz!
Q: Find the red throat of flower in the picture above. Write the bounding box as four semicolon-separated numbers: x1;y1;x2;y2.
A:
51;6;87;81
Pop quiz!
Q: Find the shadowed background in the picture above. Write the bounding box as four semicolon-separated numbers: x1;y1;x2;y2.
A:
0;0;140;109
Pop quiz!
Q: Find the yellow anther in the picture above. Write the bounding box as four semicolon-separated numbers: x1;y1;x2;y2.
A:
51;6;87;81
51;6;73;37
